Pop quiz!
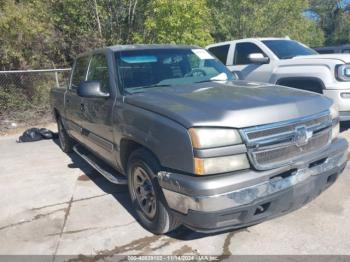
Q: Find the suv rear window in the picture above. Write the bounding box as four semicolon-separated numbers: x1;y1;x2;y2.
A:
208;45;230;64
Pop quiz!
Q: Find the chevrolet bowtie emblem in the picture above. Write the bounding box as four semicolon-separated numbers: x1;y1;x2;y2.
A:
293;126;313;147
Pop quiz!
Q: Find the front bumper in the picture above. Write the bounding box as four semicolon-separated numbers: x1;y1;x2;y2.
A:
158;138;348;232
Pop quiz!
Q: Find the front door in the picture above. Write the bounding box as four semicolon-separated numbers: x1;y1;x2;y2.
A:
80;53;116;164
227;42;273;83
64;56;90;142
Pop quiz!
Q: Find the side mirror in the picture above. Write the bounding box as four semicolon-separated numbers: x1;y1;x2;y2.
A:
77;81;110;98
248;53;270;64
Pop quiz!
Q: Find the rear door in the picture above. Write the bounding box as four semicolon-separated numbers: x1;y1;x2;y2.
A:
227;42;273;82
64;56;90;141
208;44;230;64
80;53;116;164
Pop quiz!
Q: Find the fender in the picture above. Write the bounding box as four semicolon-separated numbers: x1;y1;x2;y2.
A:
115;103;194;174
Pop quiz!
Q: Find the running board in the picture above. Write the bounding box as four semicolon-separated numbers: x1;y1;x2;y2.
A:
73;145;128;185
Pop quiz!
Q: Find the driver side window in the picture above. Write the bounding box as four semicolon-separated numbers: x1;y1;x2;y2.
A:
234;43;266;65
87;54;110;93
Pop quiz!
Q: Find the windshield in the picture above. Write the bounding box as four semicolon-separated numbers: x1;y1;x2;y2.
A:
262;40;317;59
115;48;235;93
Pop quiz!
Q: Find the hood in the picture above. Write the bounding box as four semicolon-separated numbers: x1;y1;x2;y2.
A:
125;81;332;128
292;54;350;63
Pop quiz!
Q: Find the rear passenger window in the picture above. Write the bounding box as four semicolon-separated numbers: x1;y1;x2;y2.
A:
342;49;350;54
208;45;230;64
71;56;90;89
87;54;110;93
234;43;266;65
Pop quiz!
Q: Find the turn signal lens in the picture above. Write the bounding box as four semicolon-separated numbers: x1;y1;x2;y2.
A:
194;154;250;175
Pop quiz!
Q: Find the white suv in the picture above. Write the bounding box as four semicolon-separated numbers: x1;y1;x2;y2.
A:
207;38;350;121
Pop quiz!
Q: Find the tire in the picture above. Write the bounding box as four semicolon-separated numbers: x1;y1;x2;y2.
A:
127;148;180;234
57;117;74;153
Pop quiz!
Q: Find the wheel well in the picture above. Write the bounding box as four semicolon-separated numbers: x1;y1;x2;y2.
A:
119;139;160;173
276;77;324;94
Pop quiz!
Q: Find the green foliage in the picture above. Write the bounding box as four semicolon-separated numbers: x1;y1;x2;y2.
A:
1;0;350;70
308;0;350;45
328;12;350;44
208;0;324;46
3;0;350;128
0;0;53;69
135;0;213;46
0;85;31;113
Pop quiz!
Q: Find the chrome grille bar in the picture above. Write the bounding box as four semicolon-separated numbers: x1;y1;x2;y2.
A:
241;111;332;170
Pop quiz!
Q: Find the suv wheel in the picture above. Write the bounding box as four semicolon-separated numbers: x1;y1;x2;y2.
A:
57;117;74;153
127;148;180;234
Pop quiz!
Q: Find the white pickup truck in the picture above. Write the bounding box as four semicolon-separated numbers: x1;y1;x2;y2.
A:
207;38;350;121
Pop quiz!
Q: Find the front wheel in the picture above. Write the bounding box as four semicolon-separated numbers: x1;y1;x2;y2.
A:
127;148;180;234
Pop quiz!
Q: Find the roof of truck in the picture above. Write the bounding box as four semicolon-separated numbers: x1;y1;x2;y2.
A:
76;44;201;58
206;37;290;48
108;44;200;51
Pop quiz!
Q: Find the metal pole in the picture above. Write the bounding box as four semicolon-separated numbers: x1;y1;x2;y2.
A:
55;71;59;88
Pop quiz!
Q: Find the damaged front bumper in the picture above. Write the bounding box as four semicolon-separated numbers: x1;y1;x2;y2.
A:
158;138;348;232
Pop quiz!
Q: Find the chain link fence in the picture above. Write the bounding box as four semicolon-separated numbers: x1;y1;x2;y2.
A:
0;69;71;133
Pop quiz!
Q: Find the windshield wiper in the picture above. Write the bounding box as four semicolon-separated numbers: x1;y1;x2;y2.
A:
146;84;171;88
282;55;297;59
125;84;171;94
194;79;229;84
194;79;217;84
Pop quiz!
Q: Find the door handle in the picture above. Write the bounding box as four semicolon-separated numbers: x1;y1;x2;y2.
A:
80;103;85;111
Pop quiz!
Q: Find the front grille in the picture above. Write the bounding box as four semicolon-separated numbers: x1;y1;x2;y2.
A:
246;114;330;140
241;111;332;170
254;130;330;166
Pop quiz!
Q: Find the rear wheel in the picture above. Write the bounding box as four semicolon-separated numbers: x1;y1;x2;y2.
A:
57;117;74;153
127;148;180;234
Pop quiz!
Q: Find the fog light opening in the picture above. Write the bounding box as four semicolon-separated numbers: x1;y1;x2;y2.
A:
254;202;270;215
327;173;338;184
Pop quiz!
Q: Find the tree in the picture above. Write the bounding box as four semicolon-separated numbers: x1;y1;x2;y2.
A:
208;0;324;46
307;0;341;42
328;11;350;44
48;0;105;66
135;0;213;46
0;0;53;69
308;0;350;45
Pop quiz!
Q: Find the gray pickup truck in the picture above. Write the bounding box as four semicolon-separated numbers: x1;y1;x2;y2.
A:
51;45;348;234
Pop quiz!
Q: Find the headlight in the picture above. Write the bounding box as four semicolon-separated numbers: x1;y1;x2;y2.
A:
336;64;350;81
188;128;242;149
330;103;340;140
194;154;250;175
